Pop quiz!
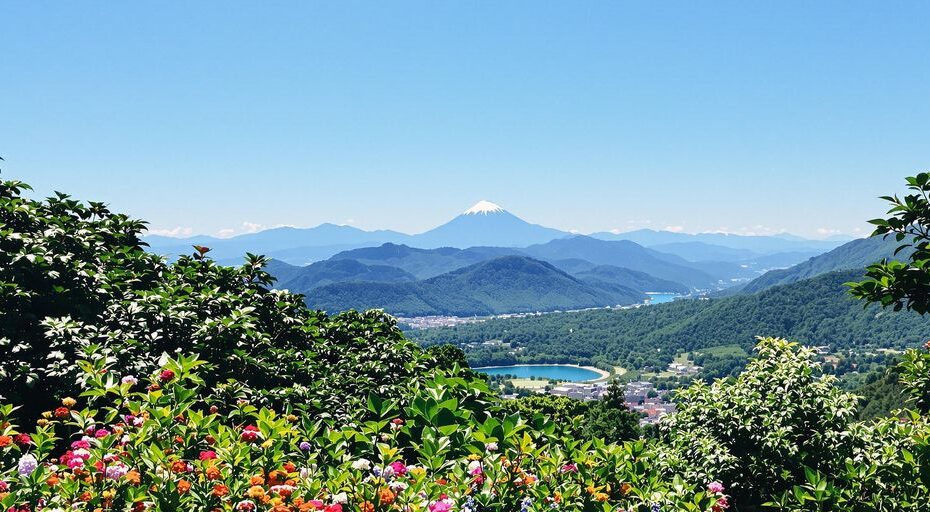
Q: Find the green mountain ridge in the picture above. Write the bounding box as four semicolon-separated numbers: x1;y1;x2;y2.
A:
306;255;646;316
741;236;904;293
412;269;930;370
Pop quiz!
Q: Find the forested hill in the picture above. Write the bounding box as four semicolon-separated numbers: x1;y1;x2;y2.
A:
740;236;901;293
306;255;645;316
410;269;930;370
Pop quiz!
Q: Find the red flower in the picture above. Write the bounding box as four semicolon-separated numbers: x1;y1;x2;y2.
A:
240;425;260;443
159;370;176;382
14;433;32;446
54;407;70;419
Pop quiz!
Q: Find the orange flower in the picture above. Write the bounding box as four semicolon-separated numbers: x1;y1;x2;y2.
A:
378;487;396;505
171;460;188;473
268;470;286;485
125;470;142;486
283;462;297;473
46;475;61;486
79;491;93;502
206;466;222;480
212;484;229;497
0;436;11;447
360;501;374;512
177;479;192;494
247;485;267;499
619;483;631;496
251;475;266;486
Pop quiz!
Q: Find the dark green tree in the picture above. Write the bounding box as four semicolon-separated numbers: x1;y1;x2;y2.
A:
849;172;930;413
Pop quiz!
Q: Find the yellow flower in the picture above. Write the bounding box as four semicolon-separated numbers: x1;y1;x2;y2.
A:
593;492;608;502
102;489;116;500
261;439;274;449
62;397;77;408
467;454;481;461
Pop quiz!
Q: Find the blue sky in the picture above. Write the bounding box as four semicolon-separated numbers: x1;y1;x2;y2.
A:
2;2;929;239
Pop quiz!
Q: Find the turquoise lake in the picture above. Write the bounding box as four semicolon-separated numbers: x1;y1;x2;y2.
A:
646;293;679;304
474;364;601;381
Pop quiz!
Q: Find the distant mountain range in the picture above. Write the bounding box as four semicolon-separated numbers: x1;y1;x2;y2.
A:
738;236;904;294
592;229;847;254
145;201;849;267
303;255;645;316
143;200;866;317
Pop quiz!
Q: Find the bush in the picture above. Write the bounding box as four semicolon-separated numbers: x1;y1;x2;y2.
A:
0;355;729;512
659;338;859;510
0;177;434;422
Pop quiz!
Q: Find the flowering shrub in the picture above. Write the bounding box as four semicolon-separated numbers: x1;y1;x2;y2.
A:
0;355;728;512
0;176;443;424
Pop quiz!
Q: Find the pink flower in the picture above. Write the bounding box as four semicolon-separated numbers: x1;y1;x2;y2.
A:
429;500;453;512
560;463;578;473
159;370;175;382
708;481;725;494
199;450;218;461
95;429;111;438
713;497;730;511
105;463;129;480
389;461;407;476
71;440;90;450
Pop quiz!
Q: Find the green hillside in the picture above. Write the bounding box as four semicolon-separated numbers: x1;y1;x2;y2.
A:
412;269;930;369
740;236;904;293
268;258;416;290
574;264;690;293
307;255;645;316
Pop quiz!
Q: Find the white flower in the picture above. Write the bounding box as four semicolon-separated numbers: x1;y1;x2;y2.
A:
332;492;348;504
18;454;38;476
351;458;371;471
485;442;498;452
468;460;482;472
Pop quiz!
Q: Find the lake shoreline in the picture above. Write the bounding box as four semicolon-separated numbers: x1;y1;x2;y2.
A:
473;363;612;382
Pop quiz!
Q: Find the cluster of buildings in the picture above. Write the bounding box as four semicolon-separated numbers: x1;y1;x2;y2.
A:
397;315;487;329
541;380;676;425
623;381;677;424
549;382;610;401
666;362;702;375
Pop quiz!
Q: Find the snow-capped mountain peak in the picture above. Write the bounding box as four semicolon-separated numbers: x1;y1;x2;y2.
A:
463;200;505;216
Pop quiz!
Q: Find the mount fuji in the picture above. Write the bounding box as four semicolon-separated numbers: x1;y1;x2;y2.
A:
411;200;568;248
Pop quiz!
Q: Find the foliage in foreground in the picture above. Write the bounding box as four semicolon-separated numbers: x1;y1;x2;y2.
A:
0;354;729;512
0;176;434;422
3;172;930;511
